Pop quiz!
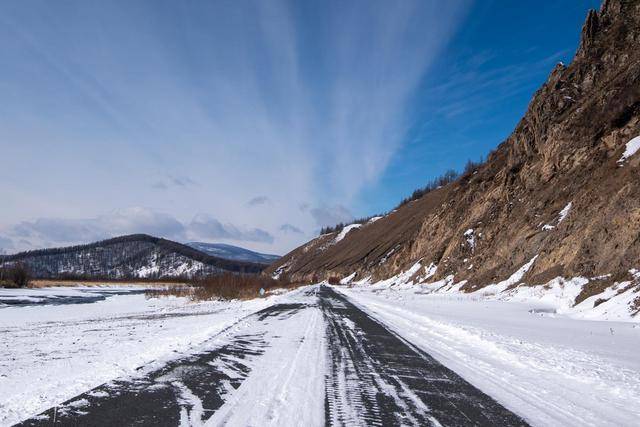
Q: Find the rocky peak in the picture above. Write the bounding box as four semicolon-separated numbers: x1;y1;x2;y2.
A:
267;1;640;297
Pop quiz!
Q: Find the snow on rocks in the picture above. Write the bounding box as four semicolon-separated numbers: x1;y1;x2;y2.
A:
477;255;538;296
618;135;640;163
340;272;357;285
334;224;362;243
272;263;289;279
541;201;572;231
342;255;640;322
571;279;640;321
422;263;437;281
558;201;572;223
501;276;589;312
463;229;476;251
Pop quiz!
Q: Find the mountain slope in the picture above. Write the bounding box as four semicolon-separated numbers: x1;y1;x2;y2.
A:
0;234;265;279
267;0;640;309
186;242;280;265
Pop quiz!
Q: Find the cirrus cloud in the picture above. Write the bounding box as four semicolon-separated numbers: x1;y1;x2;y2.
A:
188;214;274;244
1;207;274;252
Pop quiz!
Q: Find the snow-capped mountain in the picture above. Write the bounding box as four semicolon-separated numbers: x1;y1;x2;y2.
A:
186;242;279;265
0;234;264;279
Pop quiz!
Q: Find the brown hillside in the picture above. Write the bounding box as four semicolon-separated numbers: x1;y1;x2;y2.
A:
267;0;640;294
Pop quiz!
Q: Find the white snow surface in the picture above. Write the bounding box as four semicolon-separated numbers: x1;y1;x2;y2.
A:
463;228;476;251
204;289;325;427
618;135;640;163
334;223;362;243
558;201;572;223
336;283;640;426
540;201;572;231
345;258;640;323
0;285;315;425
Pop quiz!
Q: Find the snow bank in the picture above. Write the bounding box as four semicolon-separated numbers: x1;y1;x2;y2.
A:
478;255;538;296
341;256;639;322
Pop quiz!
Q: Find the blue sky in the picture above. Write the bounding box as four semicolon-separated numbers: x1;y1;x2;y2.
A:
0;0;600;254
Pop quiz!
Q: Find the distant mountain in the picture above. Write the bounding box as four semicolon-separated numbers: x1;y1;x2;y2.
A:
0;234;265;279
187;242;280;265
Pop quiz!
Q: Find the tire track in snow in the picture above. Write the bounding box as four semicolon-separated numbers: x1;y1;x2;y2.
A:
16;303;307;426
319;285;529;427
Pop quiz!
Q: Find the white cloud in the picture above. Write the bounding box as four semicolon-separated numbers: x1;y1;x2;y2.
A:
247;196;271;207
1;208;274;252
279;224;303;234
310;205;353;228
0;1;469;254
188;214;274;243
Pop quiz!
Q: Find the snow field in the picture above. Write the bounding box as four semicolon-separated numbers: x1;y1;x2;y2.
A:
0;286;293;425
336;285;640;426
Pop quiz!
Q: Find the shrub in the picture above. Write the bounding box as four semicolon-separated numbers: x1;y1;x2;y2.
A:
0;263;31;288
396;169;460;208
327;276;340;285
463;158;483;175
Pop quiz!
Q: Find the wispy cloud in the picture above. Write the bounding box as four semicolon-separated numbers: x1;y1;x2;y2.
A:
0;1;470;253
1;207;274;252
188;214;274;244
310;205;353;228
424;48;571;120
279;224;303;234
247;196;270;207
152;175;197;191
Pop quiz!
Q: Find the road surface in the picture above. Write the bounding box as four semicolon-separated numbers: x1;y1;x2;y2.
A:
17;286;528;426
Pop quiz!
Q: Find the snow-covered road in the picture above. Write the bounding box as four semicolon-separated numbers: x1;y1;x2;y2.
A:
3;283;638;426
7;285;525;426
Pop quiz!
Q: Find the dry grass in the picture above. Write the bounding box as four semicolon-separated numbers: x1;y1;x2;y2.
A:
146;273;301;301
29;279;189;288
327;276;341;285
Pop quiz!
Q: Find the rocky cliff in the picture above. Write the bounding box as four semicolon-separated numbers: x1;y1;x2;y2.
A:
267;0;640;306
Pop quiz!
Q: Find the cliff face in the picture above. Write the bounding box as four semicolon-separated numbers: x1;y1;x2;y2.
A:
267;0;640;299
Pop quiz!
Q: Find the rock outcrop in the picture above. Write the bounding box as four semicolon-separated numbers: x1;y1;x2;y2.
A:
267;0;640;303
